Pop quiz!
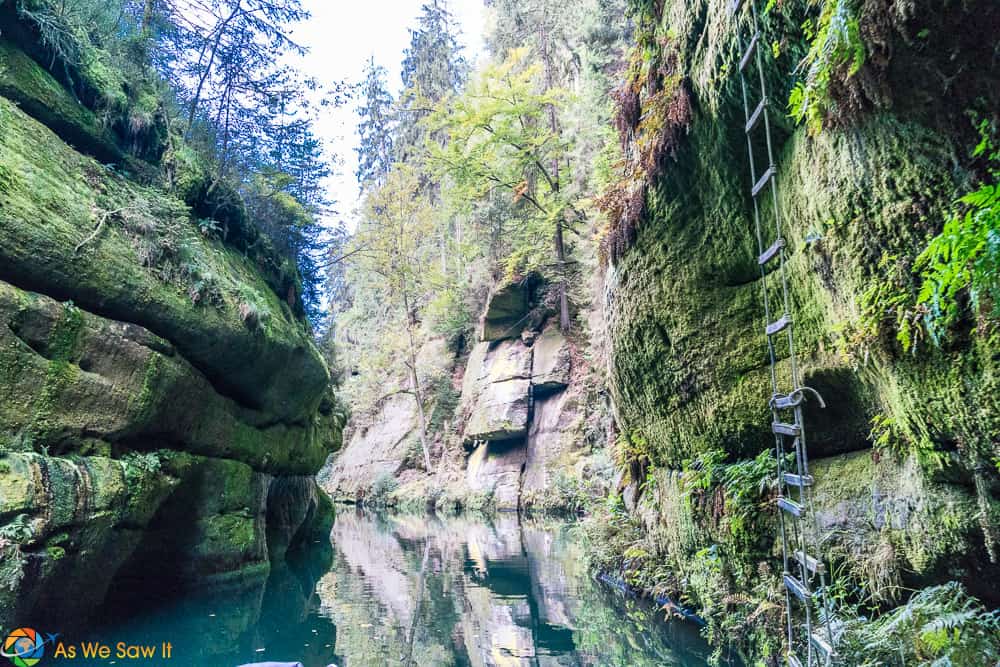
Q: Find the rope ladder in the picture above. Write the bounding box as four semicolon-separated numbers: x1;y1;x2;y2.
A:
730;1;838;664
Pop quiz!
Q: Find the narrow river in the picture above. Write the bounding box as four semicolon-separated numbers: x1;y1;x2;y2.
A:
76;510;727;666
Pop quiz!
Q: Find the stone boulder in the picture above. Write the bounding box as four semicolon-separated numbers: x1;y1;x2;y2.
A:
464;378;531;443
461;340;533;444
530;324;572;392
466;440;527;511
479;281;529;342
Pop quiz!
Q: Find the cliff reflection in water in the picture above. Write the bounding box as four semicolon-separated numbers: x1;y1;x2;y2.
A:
82;510;720;666
318;510;715;667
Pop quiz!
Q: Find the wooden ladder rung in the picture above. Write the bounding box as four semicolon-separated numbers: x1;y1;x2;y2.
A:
758;237;785;266
772;421;800;436
784;573;810;601
783;472;813;488
746;97;766;133
778;496;804;517
740;31;759;71
810;632;835;659
794;549;825;574
771;391;800;409
752;166;775;197
766;313;791;335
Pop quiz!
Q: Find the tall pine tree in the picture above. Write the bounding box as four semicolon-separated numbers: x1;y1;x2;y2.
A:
355;58;395;191
396;0;468;161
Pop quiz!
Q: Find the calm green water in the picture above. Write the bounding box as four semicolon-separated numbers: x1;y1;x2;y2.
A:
75;510;724;667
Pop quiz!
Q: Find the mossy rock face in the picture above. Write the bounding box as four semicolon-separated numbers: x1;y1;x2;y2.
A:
0;280;339;474
97;454;270;588
480;280;530;341
0;94;329;423
602;0;1000;656
627;450;999;648
605;0;999;468
809;451;999;600
0;40;344;628
0;40;124;164
0;451;177;628
0;450;335;628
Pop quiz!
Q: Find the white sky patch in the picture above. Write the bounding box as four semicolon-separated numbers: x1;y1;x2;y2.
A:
286;1;485;232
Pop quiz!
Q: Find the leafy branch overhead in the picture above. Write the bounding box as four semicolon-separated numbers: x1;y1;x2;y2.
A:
427;48;581;282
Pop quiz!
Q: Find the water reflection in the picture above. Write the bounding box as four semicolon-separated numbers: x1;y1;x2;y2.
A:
79;510;720;666
318;510;715;667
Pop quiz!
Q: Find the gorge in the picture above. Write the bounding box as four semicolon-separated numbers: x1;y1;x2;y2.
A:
1;0;999;665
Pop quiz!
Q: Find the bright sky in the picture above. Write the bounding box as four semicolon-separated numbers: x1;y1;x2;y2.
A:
287;1;486;230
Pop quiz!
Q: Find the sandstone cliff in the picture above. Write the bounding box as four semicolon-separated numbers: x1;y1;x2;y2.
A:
0;38;343;628
595;0;1000;655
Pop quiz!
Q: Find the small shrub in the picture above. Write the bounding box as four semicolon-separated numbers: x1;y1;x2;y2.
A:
788;0;866;133
0;431;35;455
366;471;398;508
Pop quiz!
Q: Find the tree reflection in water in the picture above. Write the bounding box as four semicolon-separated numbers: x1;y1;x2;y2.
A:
80;511;727;667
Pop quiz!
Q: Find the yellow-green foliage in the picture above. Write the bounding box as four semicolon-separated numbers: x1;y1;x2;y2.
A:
428;47;576;281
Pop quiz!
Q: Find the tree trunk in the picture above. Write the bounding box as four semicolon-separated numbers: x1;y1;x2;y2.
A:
186;2;242;133
403;289;433;472
540;18;571;332
403;541;432;667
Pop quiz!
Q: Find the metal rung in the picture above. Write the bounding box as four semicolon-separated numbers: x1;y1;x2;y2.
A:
772;421;800;436
794;550;826;574
778;496;804;517
783;472;814;488
766;314;791;335
810;632;835;659
784;573;809;601
752;166;775;197
771;391;800;409
745;98;766;133
740;32;759;71
758;237;785;265
786;655;803;667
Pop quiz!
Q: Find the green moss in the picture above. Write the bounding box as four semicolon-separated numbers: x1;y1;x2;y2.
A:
130;354;163;424
30;302;85;444
0;40;122;163
601;0;1000;658
0;95;329;423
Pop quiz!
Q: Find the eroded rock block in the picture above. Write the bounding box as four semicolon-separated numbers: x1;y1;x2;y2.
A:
480;281;529;342
466;440;527;511
531;325;571;392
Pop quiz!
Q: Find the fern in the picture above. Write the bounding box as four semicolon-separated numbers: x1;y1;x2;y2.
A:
839;582;1000;665
912;120;1000;346
788;0;865;133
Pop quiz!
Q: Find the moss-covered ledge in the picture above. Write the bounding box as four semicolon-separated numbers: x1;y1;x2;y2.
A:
0;95;329;423
0;279;340;474
0;40;125;164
